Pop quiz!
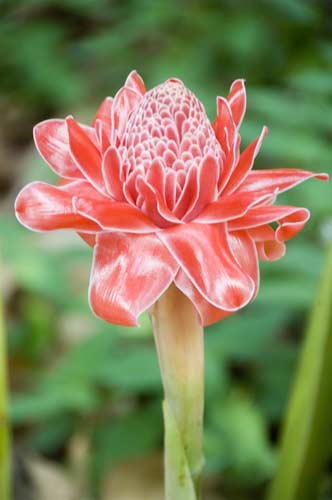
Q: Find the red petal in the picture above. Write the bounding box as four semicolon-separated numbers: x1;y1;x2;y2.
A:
223;126;268;195
78;232;96;247
217;133;241;194
33;119;83;179
213;96;237;153
227;230;259;300
227;79;246;129
112;87;143;143
238;169;328;196
184;155;219;222
102;146;125;200
164;170;177;210
175;270;231;326
94;119;110;154
91;97;113;137
175;229;259;325
66;116;105;193
15;181;100;232
125;70;147;95
247;224;275;241
158;223;255;311
247;224;286;262
256;240;286;261
146;159;166;201
60;179;109;200
229;205;310;241
174;166;198;219
73;196;158;233
89;232;178;326
194;190;273;223
136;176;180;228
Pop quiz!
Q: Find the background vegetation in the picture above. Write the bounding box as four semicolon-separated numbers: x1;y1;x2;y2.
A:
0;1;331;498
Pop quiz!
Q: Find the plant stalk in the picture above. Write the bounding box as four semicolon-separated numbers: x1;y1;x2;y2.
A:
150;284;204;500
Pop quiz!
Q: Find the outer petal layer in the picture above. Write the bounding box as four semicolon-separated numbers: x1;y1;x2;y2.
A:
194;190;274;224
158;223;255;311
73;197;158;233
89;232;178;325
15;181;100;232
229;205;310;241
33;119;83;179
238;169;328;196
66;117;104;192
175;270;231;326
223;126;268;195
227;79;246;128
174;229;258;324
125;70;146;95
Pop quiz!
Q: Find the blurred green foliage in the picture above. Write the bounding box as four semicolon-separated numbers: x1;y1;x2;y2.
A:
0;0;331;499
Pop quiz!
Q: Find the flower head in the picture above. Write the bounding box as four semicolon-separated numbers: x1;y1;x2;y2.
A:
15;71;328;326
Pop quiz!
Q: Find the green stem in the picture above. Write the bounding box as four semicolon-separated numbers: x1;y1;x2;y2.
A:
0;283;11;500
150;285;204;500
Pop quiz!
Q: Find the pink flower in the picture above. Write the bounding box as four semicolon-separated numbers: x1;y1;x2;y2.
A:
15;71;328;326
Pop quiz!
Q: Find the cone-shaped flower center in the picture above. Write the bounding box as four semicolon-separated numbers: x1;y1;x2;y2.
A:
122;79;223;175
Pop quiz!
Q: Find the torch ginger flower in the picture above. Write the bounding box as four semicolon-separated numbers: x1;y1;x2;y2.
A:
15;71;328;326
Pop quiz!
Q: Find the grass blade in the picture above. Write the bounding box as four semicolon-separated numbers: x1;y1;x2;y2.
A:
268;242;332;500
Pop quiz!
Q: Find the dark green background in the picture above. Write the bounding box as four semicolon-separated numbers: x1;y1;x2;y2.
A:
0;1;331;498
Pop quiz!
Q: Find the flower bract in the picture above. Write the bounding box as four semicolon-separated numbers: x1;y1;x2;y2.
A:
15;71;328;326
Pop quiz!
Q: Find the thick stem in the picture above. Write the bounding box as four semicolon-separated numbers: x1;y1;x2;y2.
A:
150;284;204;500
0;285;11;500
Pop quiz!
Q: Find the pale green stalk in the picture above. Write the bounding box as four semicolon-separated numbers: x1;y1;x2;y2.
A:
150;285;204;500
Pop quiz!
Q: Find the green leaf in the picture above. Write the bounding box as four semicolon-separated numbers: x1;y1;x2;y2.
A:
91;402;162;488
205;392;275;483
267;242;332;500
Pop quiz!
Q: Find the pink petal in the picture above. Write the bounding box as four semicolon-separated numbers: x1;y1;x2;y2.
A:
174;229;259;325
223;126;268;195
158;223;255;311
247;224;286;262
164;170;177;210
33;119;83;179
256;240;286;261
136;176;180;228
227;79;246;129
194;190;273;224
73;196;158;233
89;232;178;326
247;224;275;241
102;146;125;201
91;97;113;138
174;166;198;219
112;87;143;143
81;124;99;147
79;232;97;247
217;134;241;194
183;155;219;222
94;119;110;154
125;70;147;95
59;179;110;200
213;96;237;154
229;205;310;241
15;181;100;232
238;169;328;196
175;270;231;326
66;116;105;193
146;159;166;201
227;230;259;300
